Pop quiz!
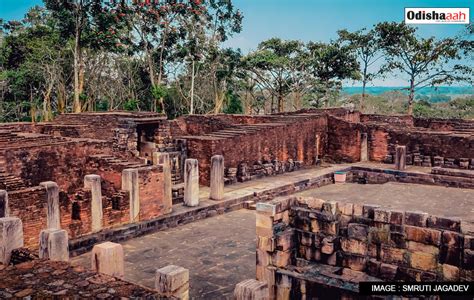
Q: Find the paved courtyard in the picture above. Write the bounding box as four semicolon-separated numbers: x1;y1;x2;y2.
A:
72;209;256;299
296;181;474;232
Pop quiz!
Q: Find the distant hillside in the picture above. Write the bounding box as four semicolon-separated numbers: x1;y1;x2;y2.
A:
342;86;474;99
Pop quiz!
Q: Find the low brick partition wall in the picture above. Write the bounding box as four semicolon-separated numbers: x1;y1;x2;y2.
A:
255;196;474;299
0;260;159;298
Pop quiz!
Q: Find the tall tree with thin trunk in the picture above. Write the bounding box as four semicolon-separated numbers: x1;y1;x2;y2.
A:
376;22;473;115
338;27;384;110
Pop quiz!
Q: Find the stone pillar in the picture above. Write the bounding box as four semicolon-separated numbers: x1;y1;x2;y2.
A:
122;169;140;222
39;228;69;262
40;181;60;230
184;159;199;207
234;279;269;300
360;133;368;162
395;145;407;170
91;242;124;278
155;265;189;300
315;134;320;163
153;152;172;210
0;217;23;265
0;190;8;218
210;155;224;201
84;175;103;232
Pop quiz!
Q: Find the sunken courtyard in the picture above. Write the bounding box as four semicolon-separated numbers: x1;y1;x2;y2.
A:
0;108;473;299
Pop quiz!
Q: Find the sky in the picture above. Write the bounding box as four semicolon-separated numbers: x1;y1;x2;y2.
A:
1;0;472;86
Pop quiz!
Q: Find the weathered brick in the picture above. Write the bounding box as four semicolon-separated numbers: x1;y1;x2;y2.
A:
369;224;390;244
272;251;292;268
373;209;390;223
389;232;407;248
340;203;353;216
389;210;404;225
256;249;271;266
405;211;428;227
258;236;275;252
322;201;339;215
404;225;441;246
321;236;338;255
442;264;460;281
362;204;380;219
407;241;439;255
381;245;408;266
427;216;461;232
440;246;462;267
347;223;368;241
442;231;463;248
275;229;294;251
379;263;398;280
353;204;363;216
342;253;367;271
367;259;380;277
409;251;438;272
340;238;368;256
463;249;474;270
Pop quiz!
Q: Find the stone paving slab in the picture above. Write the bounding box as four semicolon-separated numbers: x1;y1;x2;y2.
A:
73;209;256;299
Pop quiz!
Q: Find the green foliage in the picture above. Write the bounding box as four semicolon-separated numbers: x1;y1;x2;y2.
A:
223;90;243;114
151;85;168;100
123;99;138;111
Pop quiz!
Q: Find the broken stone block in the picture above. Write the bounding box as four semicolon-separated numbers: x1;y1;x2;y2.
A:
459;158;469;169
122;169;140;222
0;190;8;218
84;175;103;232
155;265;189;300
40;181;61;230
0;217;23;265
234;279;268;300
184;159;199;207
91;242;124;278
210;155;224;201
39;229;69;262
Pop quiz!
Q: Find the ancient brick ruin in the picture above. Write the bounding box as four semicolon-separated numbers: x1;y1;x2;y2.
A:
0;108;472;298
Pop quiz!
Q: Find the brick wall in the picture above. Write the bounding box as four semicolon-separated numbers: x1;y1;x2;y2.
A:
2;140;114;193
326;116;362;163
184;115;328;185
137;166;170;220
255;196;473;299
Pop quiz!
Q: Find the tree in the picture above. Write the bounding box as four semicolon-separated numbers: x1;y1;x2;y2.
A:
244;38;302;112
338;27;385;110
376;22;473;115
45;0;129;113
306;41;360;107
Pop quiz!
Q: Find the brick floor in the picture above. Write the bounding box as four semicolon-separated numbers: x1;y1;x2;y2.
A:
72;209;256;299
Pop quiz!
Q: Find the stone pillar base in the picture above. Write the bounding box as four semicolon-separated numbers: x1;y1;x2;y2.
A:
0;217;24;265
39;229;69;262
234;279;269;300
155;265;189;300
91;242;124;278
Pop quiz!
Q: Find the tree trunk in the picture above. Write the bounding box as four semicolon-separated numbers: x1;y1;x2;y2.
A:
294;90;301;111
73;32;82;113
278;94;284;113
190;59;195;115
43;85;53;122
146;48;157;112
57;77;66;114
407;77;415;115
361;80;367;112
